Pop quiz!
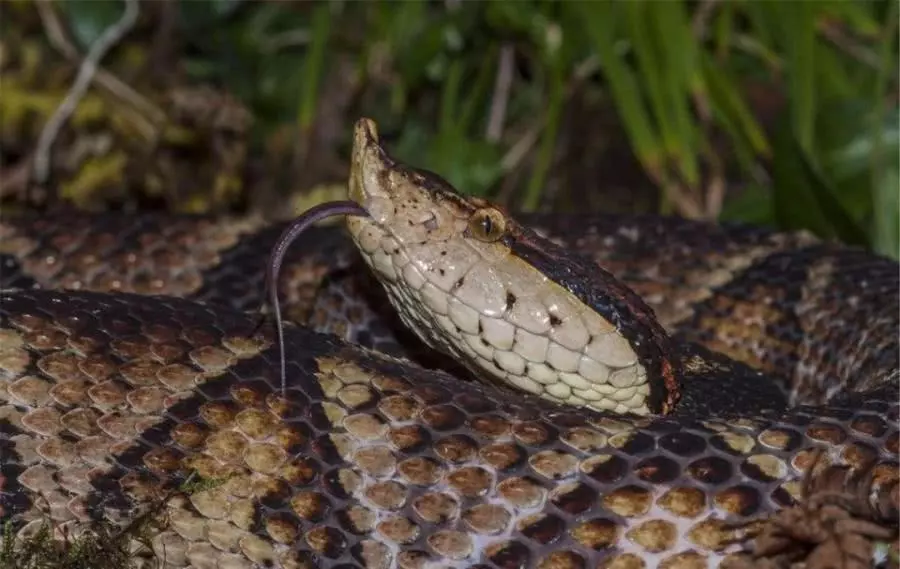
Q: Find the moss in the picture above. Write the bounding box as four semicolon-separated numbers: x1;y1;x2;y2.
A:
60;151;129;208
177;473;228;495
0;519;138;569
0;472;228;569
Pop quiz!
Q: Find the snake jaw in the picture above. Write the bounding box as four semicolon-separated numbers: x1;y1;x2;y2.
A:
349;118;392;204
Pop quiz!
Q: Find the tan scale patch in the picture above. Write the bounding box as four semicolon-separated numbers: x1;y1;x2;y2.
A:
1;215;263;297
626;519;677;553
1;303;279;566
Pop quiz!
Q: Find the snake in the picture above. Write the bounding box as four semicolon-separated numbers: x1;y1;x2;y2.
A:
0;118;897;568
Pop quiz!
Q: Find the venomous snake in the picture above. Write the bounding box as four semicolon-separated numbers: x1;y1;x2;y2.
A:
0;119;897;568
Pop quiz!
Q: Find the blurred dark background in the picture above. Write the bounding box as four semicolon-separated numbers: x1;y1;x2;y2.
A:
1;0;897;258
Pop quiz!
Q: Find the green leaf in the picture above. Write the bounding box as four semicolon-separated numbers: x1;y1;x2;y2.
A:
771;118;868;246
393;120;503;199
60;0;128;49
777;3;817;153
714;1;734;60
485;0;541;38
819;1;880;38
382;4;445;86
651;0;700;185
699;51;770;157
297;3;332;130
872;166;899;258
626;2;677;159
743;1;776;50
438;60;463;134
459;44;497;132
823;105;898;180
870;0;899;258
524;59;564;210
178;0;243;31
578;2;662;174
813;41;858;101
720;185;775;226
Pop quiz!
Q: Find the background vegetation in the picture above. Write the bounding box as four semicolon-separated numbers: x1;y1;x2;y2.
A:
1;0;897;258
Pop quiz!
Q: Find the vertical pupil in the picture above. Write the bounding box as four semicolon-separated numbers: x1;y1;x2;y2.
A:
481;215;493;235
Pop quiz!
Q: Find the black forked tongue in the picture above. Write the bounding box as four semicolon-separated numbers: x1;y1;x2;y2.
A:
252;200;370;394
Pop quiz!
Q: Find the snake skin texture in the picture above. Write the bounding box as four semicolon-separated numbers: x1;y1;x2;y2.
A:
1;128;898;567
1;289;897;569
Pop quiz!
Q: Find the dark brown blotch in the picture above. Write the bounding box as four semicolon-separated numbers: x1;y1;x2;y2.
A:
485;539;531;569
433;434;478;463
714;484;761;516
550;481;597;515
304;526;347;558
635;455;680;484
420;404;465;431
517;513;565;545
687;455;733;485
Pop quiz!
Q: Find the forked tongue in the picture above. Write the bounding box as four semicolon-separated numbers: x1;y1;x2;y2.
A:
258;119;385;394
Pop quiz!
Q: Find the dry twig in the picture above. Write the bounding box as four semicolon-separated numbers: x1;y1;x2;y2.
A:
35;0;165;129
486;45;515;143
32;0;142;185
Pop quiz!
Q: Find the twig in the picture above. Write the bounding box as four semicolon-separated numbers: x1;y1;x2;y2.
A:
261;30;311;53
572;54;600;83
0;153;34;199
690;0;724;220
32;0;142;185
818;21;884;71
35;0;164;127
651;173;705;219
704;153;726;219
496;55;600;205
691;0;720;39
500;122;542;173
499;55;599;173
486;45;515;143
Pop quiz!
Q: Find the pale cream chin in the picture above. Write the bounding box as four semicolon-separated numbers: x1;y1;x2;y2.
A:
346;214;651;416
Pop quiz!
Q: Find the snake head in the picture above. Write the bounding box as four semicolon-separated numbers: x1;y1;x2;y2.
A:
346;118;680;415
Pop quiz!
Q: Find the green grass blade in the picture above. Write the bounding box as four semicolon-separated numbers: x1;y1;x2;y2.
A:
439;60;463;135
820;1;880;38
626;2;677;158
297;3;332;130
772;118;868;245
578;2;662;173
870;1;899;258
460;44;498;133
714;1;734;60
523;61;564;211
743;1;776;52
651;0;699;185
778;3;817;153
700;51;770;157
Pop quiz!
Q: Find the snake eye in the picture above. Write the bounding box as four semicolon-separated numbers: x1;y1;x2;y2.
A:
468;208;506;242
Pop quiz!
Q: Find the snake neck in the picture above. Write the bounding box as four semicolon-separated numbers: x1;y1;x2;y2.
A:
502;221;681;414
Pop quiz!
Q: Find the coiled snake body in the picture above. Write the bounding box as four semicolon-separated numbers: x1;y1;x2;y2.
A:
0;120;897;568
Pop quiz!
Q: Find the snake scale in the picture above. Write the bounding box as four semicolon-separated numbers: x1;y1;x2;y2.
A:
0;119;897;568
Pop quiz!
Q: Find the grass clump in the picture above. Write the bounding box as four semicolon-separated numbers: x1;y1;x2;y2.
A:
0;472;229;569
0;519;138;569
